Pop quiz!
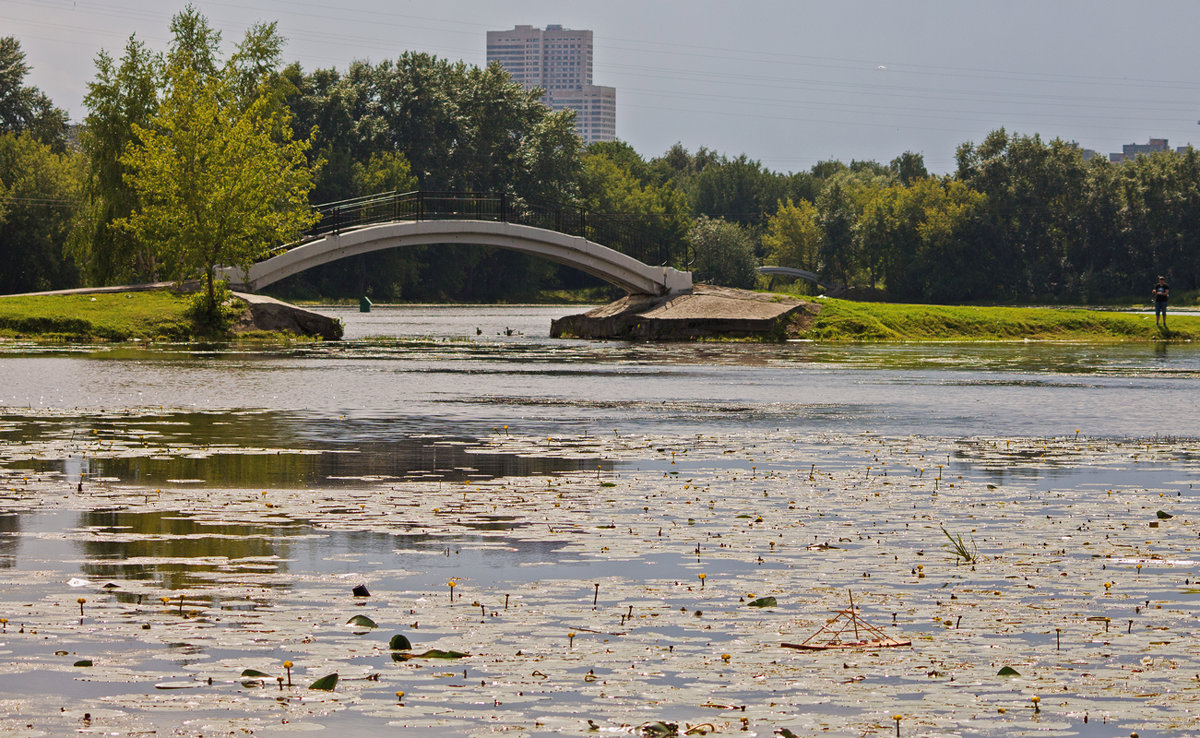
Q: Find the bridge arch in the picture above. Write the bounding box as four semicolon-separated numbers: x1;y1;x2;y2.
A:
224;220;692;296
757;266;846;297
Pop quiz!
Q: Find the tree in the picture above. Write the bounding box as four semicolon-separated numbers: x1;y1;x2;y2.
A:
889;152;928;186
812;167;891;286
858;177;989;301
0;37;68;150
118;19;317;320
688;216;758;288
354;150;417;194
579;150;691;267
71;36;161;284
691;154;788;226
762;198;824;272
0;132;81;292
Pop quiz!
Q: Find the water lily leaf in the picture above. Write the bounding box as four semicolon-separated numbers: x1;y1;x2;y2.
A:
640;721;679;737
73;659;93;667
388;634;412;650
600;482;617;488
240;669;273;678
346;615;377;629
996;666;1020;676
746;596;777;608
1156;510;1173;519
155;681;201;689
393;649;469;660
419;649;469;659
309;673;339;691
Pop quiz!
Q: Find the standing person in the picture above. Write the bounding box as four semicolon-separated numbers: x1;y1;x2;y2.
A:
1152;275;1169;326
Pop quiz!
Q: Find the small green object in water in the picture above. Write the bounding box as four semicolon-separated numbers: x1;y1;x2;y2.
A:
240;669;273;678
309;673;339;691
346;614;377;629
418;649;469;659
997;666;1021;676
1157;510;1173;519
388;634;412;650
359;296;372;313
393;648;469;661
73;659;93;667
747;596;778;608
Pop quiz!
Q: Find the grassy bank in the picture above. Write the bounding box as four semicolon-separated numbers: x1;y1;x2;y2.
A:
0;291;194;340
806;298;1198;341
2;290;1195;343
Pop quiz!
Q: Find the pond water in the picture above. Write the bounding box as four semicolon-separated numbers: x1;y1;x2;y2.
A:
0;305;1198;737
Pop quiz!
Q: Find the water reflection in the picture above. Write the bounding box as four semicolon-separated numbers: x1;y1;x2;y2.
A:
0;512;18;568
77;509;302;591
1;410;607;487
16;507;575;592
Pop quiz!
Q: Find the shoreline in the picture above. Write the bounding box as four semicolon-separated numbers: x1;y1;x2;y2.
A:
1;288;1197;343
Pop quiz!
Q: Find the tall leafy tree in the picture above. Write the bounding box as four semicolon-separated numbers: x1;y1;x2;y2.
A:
0;132;81;292
71;36;161;284
579;150;691;266
858;177;989;301
117;12;318;318
691;154;788;226
688;216;758;288
0;37;68;150
762;198;824;273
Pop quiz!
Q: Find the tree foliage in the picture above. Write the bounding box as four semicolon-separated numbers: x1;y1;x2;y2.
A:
688;216;758;289
762;198;824;272
71;36;161;284
115;11;317;318
0;37;68;149
0;132;81;292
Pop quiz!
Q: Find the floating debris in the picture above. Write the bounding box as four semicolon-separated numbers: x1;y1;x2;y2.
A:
782;591;910;651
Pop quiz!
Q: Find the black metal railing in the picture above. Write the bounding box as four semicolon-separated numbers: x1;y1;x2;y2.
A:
302;191;686;267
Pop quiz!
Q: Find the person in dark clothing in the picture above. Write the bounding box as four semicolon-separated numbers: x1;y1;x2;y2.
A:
1152;276;1169;326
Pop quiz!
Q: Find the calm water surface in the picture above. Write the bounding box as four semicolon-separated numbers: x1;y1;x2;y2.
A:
0;305;1198;737
1;304;1198;439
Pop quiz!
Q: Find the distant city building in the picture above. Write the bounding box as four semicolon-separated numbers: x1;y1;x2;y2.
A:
1109;137;1171;163
486;24;616;143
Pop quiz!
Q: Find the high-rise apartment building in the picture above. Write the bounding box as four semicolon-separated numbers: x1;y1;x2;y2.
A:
486;25;616;144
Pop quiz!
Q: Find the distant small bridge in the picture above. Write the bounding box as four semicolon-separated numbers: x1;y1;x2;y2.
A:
757;266;846;297
223;191;692;296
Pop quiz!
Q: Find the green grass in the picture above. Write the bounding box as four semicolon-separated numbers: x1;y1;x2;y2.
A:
0;291;196;341
806;299;1198;341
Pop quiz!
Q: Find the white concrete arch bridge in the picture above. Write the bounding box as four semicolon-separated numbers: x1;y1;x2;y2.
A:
222;191;692;297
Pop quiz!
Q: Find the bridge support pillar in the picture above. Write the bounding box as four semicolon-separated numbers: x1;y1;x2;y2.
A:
662;267;692;296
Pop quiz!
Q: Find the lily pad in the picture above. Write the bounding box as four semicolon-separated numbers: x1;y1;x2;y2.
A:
746;596;777;608
73;659;93;667
309;673;339;691
1156;510;1173;519
996;666;1021;676
393;649;469;661
346;614;377;629
388;634;412;650
239;669;273;678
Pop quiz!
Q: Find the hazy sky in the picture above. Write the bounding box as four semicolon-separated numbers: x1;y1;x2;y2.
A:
5;0;1200;173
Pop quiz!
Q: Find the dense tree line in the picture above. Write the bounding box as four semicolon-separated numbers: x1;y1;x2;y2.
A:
2;14;1198;304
